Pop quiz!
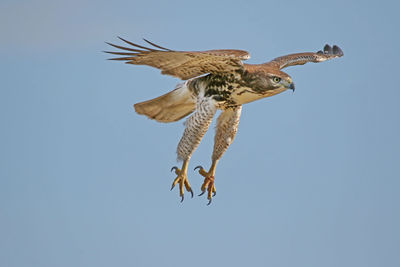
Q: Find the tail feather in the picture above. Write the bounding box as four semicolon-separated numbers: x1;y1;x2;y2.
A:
134;83;196;123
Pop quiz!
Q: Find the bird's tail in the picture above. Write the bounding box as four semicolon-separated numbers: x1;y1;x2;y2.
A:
134;82;196;123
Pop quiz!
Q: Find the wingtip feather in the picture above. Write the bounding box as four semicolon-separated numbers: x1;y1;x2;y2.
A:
324;44;332;54
320;44;344;57
142;38;172;51
117;36;155;51
332;45;344;56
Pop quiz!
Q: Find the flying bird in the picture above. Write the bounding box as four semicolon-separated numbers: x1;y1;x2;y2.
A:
105;37;343;205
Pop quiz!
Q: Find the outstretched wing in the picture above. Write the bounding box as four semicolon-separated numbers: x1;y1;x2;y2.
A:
266;44;344;70
105;37;251;80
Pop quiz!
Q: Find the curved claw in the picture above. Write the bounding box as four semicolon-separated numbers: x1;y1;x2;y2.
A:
198;191;206;196
170;183;175;191
189;188;194;198
171;166;178;172
213;191;216;197
194;165;203;171
207;198;212;206
180;195;184;203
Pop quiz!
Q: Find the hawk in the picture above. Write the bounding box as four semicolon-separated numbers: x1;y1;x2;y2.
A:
105;37;343;204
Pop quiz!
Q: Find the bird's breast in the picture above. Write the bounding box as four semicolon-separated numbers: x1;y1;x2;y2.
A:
192;74;287;107
231;87;287;105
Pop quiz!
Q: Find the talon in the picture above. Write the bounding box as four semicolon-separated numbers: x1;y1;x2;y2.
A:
196;165;217;203
170;162;192;203
194;165;203;171
183;179;193;198
170;176;179;191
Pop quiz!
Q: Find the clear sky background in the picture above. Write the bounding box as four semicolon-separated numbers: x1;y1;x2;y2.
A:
1;0;399;266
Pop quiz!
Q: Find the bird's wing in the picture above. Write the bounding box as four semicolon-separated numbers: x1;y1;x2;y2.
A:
105;37;251;80
266;44;343;70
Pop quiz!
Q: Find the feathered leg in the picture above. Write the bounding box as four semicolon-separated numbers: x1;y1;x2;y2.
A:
170;97;217;202
196;105;242;205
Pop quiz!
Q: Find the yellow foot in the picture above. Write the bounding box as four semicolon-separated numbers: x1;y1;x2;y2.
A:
194;166;216;205
170;166;193;202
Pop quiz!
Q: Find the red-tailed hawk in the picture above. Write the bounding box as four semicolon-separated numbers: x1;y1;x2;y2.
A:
105;37;344;205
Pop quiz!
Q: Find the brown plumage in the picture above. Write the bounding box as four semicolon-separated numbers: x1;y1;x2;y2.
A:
106;37;250;80
105;38;343;204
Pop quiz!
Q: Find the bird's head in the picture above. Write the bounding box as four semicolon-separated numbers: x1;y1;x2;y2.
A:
264;69;295;92
243;65;295;93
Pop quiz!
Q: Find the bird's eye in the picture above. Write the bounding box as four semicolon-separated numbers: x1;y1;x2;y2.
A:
273;77;281;83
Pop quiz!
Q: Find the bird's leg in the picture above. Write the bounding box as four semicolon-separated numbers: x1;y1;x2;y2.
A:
195;161;218;205
195;106;242;205
171;97;217;202
170;159;193;202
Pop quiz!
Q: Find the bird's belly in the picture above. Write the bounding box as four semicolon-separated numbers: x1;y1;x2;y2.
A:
231;87;287;105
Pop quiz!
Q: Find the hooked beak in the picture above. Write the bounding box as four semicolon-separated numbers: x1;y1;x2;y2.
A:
289;82;295;91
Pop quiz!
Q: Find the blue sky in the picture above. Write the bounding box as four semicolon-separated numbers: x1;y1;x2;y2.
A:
1;0;399;266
